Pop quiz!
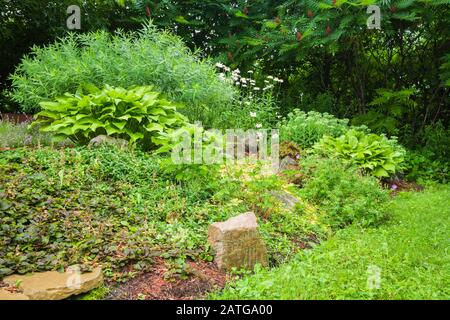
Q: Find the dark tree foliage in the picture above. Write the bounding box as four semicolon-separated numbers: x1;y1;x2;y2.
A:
143;0;449;146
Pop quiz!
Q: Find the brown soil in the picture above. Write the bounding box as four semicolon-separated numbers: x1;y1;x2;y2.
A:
384;178;424;195
106;258;227;300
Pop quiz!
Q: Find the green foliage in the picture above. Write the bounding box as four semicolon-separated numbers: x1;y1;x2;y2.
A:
353;88;418;136
402;150;449;184
157;124;224;184
143;0;450;147
0;0;145;112
279;110;351;148
10;23;235;119
440;53;450;87
420;121;450;164
214;186;450;300
298;156;389;228
208;66;281;130
314;129;405;177
32;85;187;150
0;146;318;279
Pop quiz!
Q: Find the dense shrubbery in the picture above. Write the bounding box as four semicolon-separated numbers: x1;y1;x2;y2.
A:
402;150;449;184
10;23;235;120
32;85;187;150
313;129;405;178
299;157;389;228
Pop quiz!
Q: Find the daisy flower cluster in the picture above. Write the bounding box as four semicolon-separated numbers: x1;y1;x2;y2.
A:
214;62;283;130
215;63;283;92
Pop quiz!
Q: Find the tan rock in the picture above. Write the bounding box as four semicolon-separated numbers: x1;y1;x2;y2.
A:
0;289;29;300
270;190;300;211
3;266;103;300
208;212;268;271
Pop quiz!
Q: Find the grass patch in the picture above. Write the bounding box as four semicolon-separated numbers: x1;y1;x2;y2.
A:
214;186;450;299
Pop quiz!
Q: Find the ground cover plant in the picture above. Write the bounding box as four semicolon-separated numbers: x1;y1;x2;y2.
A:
0;145;324;282
313;129;405;178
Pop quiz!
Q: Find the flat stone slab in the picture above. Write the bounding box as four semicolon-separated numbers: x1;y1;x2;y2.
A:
2;266;103;300
0;289;29;300
208;212;268;271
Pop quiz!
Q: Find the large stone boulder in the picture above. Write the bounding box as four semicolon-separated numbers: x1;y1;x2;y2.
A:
208;212;268;271
1;266;103;300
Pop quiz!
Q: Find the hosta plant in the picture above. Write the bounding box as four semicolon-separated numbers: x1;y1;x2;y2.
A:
32;85;187;150
313;129;405;178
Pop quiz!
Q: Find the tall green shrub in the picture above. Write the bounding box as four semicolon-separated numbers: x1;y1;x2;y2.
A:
10;23;235;123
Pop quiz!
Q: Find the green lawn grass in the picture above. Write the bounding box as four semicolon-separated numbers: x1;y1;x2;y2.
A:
215;186;450;299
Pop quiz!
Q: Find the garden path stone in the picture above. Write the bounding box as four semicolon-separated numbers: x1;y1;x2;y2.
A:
2;266;103;300
208;212;268;271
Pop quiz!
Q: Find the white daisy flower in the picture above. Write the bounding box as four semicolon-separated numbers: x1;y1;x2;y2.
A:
250;112;257;117
256;123;262;128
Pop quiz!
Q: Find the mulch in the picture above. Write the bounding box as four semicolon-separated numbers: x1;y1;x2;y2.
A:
0;113;33;124
106;258;227;300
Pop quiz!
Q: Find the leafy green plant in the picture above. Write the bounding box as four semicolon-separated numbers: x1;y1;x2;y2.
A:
314;129;405;178
9;22;235;120
279;110;354;148
299;156;389;229
32;85;187;150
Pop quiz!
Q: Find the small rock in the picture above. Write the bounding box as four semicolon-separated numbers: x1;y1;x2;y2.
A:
3;266;103;300
208;212;268;271
88;135;128;149
270;190;300;211
280;156;299;171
